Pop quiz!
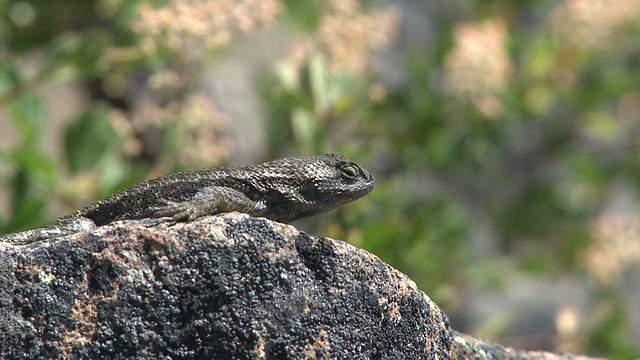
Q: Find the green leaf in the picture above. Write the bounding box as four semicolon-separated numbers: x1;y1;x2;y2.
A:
9;92;46;142
38;33;78;74
64;106;119;173
8;148;57;180
280;0;322;31
2;151;57;232
39;31;111;79
0;65;46;144
73;31;110;76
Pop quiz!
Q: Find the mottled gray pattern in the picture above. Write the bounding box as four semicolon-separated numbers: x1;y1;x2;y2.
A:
0;153;375;245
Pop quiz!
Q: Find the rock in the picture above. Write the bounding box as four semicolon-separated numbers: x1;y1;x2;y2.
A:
450;332;600;360
0;213;600;359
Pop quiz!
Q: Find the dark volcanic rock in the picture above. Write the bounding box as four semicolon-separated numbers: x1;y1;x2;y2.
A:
0;213;600;359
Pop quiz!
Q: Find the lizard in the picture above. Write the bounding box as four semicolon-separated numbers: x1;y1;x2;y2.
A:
0;153;375;245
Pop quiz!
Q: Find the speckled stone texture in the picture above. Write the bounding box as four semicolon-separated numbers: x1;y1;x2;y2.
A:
0;213;600;359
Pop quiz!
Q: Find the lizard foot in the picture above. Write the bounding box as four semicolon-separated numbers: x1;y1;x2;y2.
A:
147;200;208;222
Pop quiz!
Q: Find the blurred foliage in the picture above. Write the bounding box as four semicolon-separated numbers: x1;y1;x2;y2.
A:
1;0;140;234
1;0;640;358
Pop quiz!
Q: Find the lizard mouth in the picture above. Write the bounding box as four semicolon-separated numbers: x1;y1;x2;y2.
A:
353;172;375;199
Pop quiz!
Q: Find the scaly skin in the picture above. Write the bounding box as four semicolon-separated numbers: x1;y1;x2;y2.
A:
0;153;375;245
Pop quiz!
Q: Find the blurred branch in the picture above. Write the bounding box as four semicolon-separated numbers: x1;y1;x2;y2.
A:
0;65;62;108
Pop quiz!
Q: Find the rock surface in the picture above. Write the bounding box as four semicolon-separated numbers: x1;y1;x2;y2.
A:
0;213;600;359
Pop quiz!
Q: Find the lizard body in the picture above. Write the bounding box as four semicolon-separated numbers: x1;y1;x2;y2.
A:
1;153;375;244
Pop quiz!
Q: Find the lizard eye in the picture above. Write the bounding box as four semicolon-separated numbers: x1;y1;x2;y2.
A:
339;164;359;180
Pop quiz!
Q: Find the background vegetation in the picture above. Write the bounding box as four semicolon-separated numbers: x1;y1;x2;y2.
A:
1;0;640;358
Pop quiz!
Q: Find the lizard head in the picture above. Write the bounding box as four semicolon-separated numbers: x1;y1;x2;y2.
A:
296;153;375;210
247;153;375;223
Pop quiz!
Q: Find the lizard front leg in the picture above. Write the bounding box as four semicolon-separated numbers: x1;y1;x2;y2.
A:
147;186;257;222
